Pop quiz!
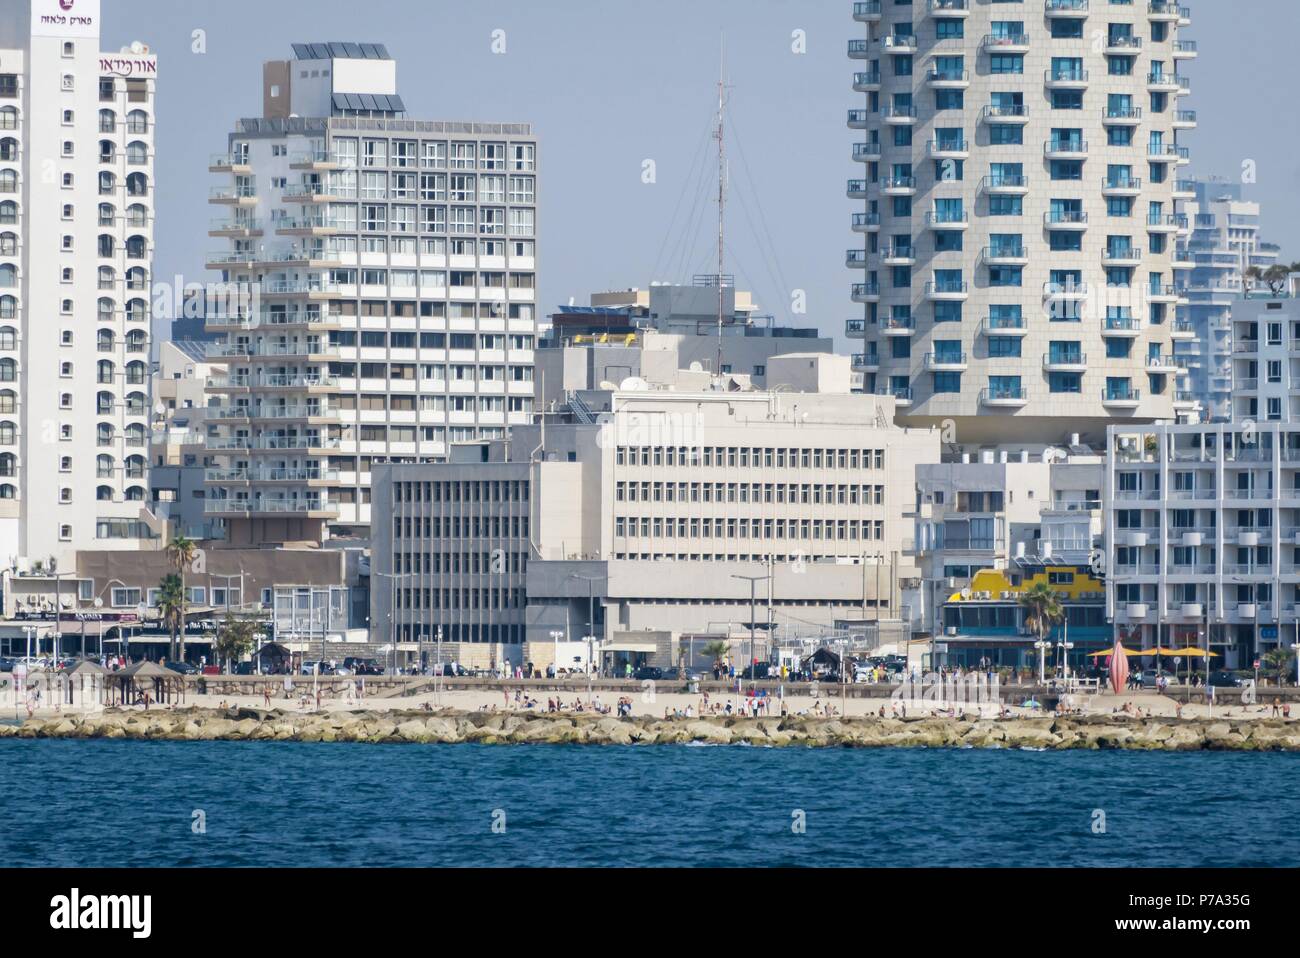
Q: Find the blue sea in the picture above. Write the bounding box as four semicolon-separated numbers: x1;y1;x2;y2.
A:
2;740;1296;867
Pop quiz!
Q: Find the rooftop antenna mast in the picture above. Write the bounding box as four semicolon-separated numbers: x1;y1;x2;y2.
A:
714;38;729;380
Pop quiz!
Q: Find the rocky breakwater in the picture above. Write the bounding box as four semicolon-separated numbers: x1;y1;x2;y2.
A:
4;708;1300;751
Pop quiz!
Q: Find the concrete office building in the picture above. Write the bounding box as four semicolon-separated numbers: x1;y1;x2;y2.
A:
204;42;538;546
846;0;1195;446
371;353;940;671
546;279;833;388
0;0;161;566
1175;177;1282;422
1106;297;1300;670
150;339;217;541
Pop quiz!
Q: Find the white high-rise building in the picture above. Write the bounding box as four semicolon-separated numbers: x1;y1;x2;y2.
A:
0;0;160;567
204;43;538;547
1175;177;1281;422
846;0;1196;447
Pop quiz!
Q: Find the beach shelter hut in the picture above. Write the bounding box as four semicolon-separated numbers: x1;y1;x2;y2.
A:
63;659;107;707
253;641;292;674
801;647;842;677
109;661;185;706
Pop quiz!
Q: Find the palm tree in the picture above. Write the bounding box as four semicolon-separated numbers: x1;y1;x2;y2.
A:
156;573;185;663
166;534;198;662
1019;581;1065;676
1263;647;1296;687
701;640;730;676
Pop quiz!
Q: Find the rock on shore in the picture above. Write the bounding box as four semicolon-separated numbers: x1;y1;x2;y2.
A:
3;708;1300;751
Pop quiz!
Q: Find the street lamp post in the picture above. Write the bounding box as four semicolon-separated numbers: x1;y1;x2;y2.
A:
568;574;604;705
1034;639;1050;685
731;573;771;685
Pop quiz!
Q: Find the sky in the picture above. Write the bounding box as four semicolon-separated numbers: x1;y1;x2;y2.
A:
99;0;1300;350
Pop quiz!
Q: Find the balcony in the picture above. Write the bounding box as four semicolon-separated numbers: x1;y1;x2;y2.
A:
981;244;1028;266
209;153;251;174
851;281;880;302
926;0;970;16
852;71;882;92
1101;106;1143;126
1147;142;1182;163
876;386;913;407
925;352;968;372
1172;109;1197;129
847;109;871;130
276;216;347;235
1146;354;1183;374
1101;176;1142;196
1043;352;1088;373
847;39;870;60
1148;284;1180;303
924;209;969;230
881;242;916;265
981;173;1028;194
1147;213;1186;233
1148;1;1182;21
1044;210;1088;230
205;499;339;517
1101;246;1142;267
880;34;918;55
925;68;970;90
209;185;256;206
1169;319;1197;340
981;33;1030;54
881;316;915;337
852;352;879;371
1146;72;1183;92
1044;280;1089;299
845;319;867;339
1173;180;1196;200
982;315;1027;337
852;142;881;163
289;150;343;171
1172;40;1198;59
1046;0;1089;17
1102;388;1142;408
980;104;1028;125
926;137;969;160
925;279;969;301
846;179;869;200
851;212;881;233
1044;68;1089;91
845;249;869;269
980;387;1029;407
853;1;882;21
1044;137;1088;159
882;104;917;125
1104;35;1143;55
208;218;262;237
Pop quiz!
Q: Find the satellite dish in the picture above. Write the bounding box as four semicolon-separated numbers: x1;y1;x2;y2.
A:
130;41;145;54
618;376;648;391
960;588;972;601
688;362;704;372
598;380;617;391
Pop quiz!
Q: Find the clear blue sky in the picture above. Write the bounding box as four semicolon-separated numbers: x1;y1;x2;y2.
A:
100;0;1300;348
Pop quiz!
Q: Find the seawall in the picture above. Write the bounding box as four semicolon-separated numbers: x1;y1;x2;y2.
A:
4;707;1300;751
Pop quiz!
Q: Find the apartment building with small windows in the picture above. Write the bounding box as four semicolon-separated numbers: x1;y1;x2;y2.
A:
371;353;939;671
0;0;161;567
847;0;1196;447
1106;295;1300;671
204;42;538;546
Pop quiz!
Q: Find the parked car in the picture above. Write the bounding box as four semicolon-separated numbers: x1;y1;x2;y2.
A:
343;657;383;676
0;657;15;673
632;665;663;681
1139;668;1177;689
167;661;199;675
1208;670;1245;688
234;662;257;675
201;665;221;675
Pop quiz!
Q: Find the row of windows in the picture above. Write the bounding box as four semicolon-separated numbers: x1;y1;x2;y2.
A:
614;446;888;470
614;516;887;541
393;479;530;504
394;587;525;612
390;550;528;574
616;482;886;505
